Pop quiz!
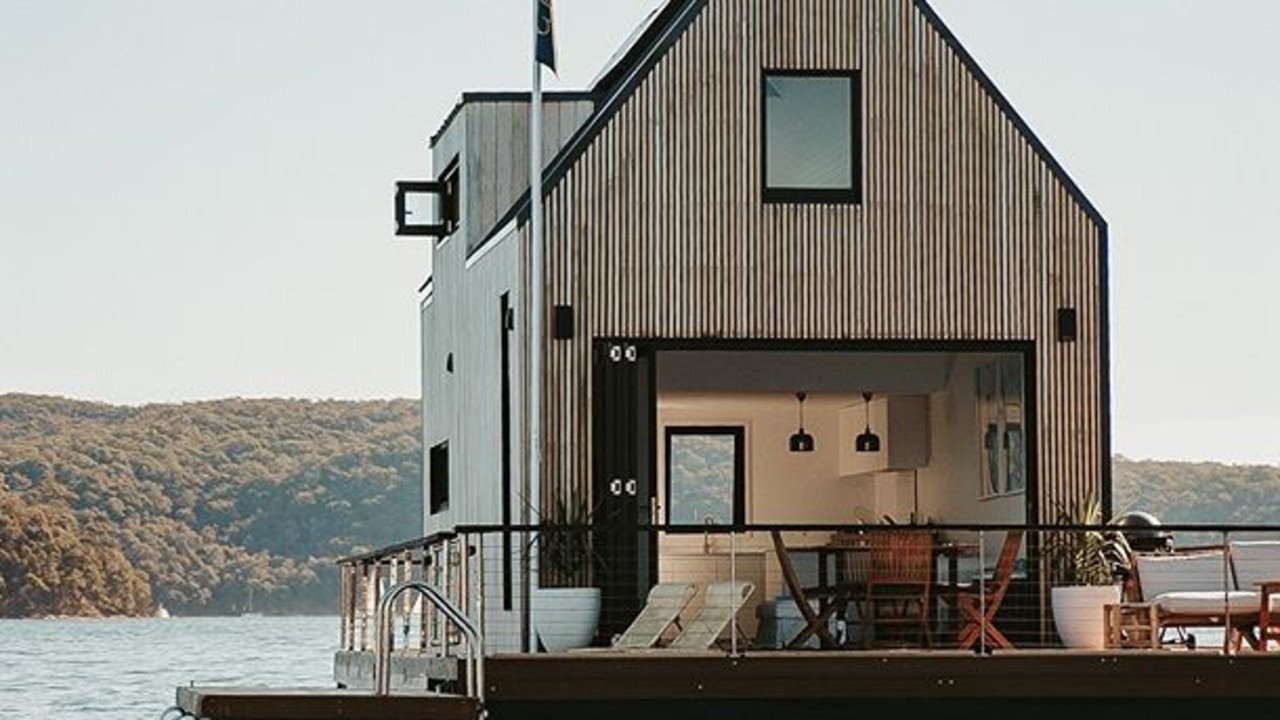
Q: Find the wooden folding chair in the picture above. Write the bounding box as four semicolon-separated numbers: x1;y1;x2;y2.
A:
955;530;1023;650
863;529;934;648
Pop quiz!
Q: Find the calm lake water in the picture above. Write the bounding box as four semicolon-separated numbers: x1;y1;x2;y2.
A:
0;615;338;720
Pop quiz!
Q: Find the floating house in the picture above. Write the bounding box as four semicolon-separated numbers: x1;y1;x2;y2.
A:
174;3;1280;719
405;0;1106;643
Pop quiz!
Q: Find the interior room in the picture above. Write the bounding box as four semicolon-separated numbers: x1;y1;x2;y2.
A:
651;349;1029;607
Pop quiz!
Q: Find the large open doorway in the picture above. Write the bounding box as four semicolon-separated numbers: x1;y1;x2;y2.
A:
592;339;1036;639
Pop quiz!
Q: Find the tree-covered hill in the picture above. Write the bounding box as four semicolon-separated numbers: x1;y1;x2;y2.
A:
1113;456;1280;526
0;394;421;618
2;391;1276;619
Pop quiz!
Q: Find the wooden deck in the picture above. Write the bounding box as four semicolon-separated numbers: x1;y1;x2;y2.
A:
182;649;1280;720
175;686;479;720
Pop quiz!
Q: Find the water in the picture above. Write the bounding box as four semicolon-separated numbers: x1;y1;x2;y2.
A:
0;615;338;720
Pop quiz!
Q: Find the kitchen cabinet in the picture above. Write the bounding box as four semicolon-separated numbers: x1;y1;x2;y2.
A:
838;394;931;476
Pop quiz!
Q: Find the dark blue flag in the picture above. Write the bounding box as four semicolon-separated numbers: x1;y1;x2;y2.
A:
536;0;556;72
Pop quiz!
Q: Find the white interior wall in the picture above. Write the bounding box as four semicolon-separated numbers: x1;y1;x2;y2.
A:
923;354;1026;527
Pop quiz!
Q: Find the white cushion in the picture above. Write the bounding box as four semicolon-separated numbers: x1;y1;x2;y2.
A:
1153;590;1260;616
1230;540;1280;589
1135;551;1231;599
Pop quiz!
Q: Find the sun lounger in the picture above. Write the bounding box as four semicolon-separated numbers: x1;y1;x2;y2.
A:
668;580;756;650
1134;547;1262;651
612;582;699;649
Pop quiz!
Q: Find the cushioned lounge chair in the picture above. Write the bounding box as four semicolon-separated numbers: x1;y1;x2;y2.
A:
1134;548;1258;651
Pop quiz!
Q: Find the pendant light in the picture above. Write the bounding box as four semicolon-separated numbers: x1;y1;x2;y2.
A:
855;392;881;453
789;391;815;453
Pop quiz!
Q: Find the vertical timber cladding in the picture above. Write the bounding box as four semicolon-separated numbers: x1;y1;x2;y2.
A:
542;0;1107;525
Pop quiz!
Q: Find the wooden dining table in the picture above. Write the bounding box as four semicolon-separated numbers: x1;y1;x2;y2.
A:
770;529;976;649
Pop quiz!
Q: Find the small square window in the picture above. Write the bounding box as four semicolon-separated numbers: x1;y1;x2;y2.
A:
762;71;861;203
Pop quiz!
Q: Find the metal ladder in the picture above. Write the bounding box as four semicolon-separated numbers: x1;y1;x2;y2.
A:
373;580;485;708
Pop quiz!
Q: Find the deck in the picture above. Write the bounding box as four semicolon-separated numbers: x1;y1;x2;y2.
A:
181;648;1280;720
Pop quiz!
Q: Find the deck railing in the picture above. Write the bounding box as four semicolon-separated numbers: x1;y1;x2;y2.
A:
337;522;1280;662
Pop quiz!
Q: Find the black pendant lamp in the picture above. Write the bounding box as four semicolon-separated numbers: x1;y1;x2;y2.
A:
789;391;815;453
855;392;881;453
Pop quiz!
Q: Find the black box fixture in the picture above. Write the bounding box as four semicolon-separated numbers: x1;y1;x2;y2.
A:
553;305;574;340
394;166;458;238
1056;307;1078;342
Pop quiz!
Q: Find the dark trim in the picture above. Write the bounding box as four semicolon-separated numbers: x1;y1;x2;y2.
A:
1021;345;1040;527
605;336;1040;527
335;530;458;565
463;90;596;104
596;336;1036;356
436;156;461;245
394;180;450;237
500;293;514;610
591;1;694;96
467;0;709;258
1098;224;1113;520
664;425;747;529
762;187;860;205
761;69;862;205
913;0;1105;231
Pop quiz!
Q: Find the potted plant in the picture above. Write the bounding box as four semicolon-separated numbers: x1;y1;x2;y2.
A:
1046;490;1132;649
530;495;603;652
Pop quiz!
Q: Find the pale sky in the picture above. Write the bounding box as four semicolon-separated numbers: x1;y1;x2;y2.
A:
2;1;1277;466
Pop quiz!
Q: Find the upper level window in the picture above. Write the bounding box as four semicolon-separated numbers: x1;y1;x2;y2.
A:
762;71;861;204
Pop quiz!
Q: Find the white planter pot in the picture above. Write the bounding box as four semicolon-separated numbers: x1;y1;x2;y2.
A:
1051;584;1122;650
531;587;602;652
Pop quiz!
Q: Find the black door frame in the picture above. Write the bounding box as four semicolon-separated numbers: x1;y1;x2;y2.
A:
591;337;1040;632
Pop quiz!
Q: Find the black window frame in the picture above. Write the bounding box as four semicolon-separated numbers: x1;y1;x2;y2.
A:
429;440;450;515
664;425;746;530
761;69;862;205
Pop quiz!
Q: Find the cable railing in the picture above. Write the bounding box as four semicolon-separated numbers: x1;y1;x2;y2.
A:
337;522;1280;670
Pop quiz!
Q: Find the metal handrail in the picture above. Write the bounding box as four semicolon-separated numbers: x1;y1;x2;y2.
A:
374;580;484;704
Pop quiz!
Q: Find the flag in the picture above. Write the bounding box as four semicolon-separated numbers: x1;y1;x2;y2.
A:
536;0;557;73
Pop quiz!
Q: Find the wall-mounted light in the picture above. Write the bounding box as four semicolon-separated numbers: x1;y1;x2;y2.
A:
1056;307;1078;342
789;391;815;453
855;392;881;453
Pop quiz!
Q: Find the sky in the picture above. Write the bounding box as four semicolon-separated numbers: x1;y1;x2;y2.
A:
1;1;1277;466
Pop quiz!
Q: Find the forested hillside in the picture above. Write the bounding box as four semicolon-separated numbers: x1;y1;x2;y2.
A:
2;391;1276;619
1114;456;1280;525
0;394;421;618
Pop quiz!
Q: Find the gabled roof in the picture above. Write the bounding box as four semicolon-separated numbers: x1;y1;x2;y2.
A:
472;0;1104;255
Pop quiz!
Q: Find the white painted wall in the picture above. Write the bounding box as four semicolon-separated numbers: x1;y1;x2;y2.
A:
919;354;1025;528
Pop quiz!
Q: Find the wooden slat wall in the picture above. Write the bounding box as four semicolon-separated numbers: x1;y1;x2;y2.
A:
464;99;595;252
542;0;1104;524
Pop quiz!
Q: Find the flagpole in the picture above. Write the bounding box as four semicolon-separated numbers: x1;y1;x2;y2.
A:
523;0;547;654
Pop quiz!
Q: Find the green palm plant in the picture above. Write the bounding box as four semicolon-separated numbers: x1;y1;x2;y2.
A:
1048;489;1133;586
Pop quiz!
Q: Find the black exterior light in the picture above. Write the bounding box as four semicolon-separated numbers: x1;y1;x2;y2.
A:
855;392;881;453
789;391;815;453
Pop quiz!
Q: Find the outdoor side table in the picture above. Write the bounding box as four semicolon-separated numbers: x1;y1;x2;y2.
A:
1105;602;1161;649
